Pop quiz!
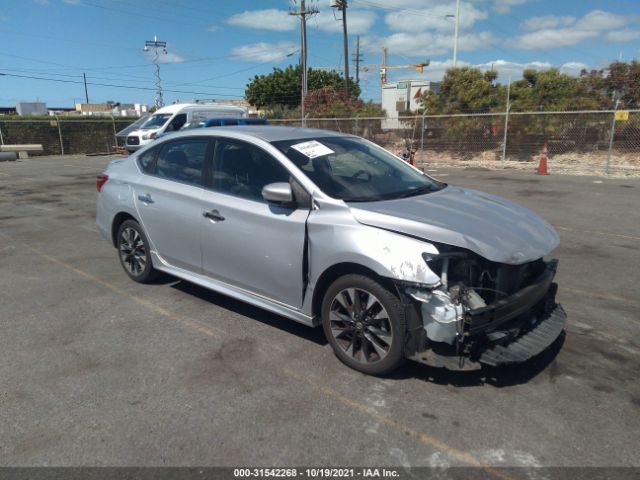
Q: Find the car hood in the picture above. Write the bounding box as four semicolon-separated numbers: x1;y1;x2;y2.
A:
349;186;559;264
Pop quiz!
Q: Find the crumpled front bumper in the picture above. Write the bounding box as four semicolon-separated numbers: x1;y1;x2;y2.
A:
478;303;566;366
406;259;566;369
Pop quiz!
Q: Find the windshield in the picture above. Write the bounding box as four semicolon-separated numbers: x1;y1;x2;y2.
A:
140;113;172;130
272;136;445;202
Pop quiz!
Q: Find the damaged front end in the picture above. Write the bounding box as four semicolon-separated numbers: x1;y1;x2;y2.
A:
399;249;566;370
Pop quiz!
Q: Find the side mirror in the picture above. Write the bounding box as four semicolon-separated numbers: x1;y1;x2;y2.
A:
262;182;293;205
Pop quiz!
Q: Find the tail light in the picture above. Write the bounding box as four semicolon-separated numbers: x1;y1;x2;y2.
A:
96;174;109;192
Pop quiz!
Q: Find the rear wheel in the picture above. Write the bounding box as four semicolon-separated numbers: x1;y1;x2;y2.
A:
116;220;160;283
321;274;406;375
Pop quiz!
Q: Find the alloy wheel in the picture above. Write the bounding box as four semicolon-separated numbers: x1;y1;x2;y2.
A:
119;227;147;276
328;288;393;364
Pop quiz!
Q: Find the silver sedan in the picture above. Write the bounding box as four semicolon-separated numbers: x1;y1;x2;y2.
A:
96;126;565;375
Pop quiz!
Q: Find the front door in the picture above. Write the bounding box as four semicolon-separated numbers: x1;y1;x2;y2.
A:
201;138;309;308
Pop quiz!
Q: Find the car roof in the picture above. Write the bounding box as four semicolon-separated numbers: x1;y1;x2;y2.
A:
166;125;350;143
153;103;247;115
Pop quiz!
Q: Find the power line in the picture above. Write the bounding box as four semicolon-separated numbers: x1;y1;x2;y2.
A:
0;72;244;98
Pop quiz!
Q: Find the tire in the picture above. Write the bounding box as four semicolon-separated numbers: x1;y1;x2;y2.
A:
321;274;406;376
116;219;160;283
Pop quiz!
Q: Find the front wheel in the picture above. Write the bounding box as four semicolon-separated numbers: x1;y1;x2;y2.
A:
321;274;406;376
116;219;160;283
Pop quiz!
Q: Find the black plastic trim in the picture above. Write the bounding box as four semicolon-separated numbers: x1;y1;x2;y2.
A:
465;259;558;334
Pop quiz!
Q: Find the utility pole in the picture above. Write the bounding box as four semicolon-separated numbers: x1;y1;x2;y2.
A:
290;1;318;126
453;0;460;67
83;73;89;104
352;35;363;84
332;0;350;98
144;36;167;109
381;47;388;85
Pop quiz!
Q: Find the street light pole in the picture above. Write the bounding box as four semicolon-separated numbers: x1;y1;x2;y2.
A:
453;0;460;67
144;36;167;109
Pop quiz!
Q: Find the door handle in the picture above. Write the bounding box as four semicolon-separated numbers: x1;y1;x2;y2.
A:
137;193;154;204
203;209;225;221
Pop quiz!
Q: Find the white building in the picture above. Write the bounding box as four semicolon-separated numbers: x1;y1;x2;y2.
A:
381;80;440;129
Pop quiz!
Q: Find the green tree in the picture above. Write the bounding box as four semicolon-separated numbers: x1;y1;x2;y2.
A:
580;61;640;109
509;68;599;111
245;65;360;109
303;86;385;118
420;67;506;114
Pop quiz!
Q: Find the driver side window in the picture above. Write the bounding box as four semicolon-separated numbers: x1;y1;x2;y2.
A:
211;139;291;202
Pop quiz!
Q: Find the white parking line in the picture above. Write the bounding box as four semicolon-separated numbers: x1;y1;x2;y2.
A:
28;204;55;212
80;225;98;233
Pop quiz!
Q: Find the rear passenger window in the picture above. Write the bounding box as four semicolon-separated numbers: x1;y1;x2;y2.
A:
155;140;208;186
137;147;157;173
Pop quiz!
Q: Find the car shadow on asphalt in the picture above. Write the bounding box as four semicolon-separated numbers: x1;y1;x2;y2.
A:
169;276;564;387
390;332;566;388
170;280;328;347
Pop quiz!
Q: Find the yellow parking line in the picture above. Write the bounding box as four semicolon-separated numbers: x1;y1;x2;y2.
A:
28;247;515;477
37;251;222;339
283;369;516;480
555;225;640;242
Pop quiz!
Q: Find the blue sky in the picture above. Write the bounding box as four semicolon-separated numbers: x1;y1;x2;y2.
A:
1;0;639;107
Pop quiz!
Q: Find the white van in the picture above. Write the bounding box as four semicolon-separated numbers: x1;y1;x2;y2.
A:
124;103;248;152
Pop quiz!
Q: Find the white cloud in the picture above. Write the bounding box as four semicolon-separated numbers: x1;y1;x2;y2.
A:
311;9;377;35
63;0;81;5
227;9;297;32
207;25;222;33
363;30;496;57
513;9;639;50
144;47;185;64
606;29;640;43
385;2;487;33
227;8;376;35
230;42;297;62
521;15;575;31
512;28;598;50
492;0;530;15
575;10;630;31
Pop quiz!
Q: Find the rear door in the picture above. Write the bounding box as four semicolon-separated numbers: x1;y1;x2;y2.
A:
133;138;212;272
200;138;310;308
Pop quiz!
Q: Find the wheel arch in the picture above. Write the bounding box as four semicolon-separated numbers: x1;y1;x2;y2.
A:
311;262;399;318
111;212;139;247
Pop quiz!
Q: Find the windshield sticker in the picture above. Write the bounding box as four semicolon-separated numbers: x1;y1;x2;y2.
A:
290;140;334;159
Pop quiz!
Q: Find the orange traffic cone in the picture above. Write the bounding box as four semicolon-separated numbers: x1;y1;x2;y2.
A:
536;143;549;175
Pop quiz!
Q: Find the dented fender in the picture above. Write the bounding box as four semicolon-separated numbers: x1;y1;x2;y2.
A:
301;196;441;317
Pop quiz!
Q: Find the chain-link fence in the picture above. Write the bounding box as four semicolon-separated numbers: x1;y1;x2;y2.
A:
0;116;136;156
1;111;638;175
272;110;640;175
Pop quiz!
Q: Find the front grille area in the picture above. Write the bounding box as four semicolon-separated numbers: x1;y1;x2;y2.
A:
127;135;140;145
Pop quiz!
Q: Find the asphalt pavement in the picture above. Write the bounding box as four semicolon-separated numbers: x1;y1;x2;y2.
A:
1;155;639;469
